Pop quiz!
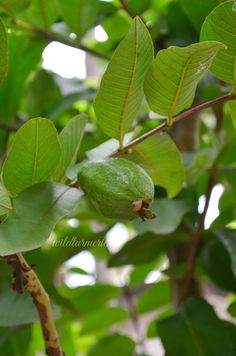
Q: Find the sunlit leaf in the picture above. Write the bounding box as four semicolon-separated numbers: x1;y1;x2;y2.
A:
94;17;153;145
144;41;225;120
3;118;62;196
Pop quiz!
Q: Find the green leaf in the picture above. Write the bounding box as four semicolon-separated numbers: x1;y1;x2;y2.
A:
88;334;135;356
59;284;121;315
133;199;191;234
180;0;220;32
229;100;236;130
216;229;236;279
80;307;128;335
3;118;62;196
26;69;62;118
0;182;82;255
147;308;174;338
0;289;60;326
94;17;153;145
18;0;59;29
127;0;151;15
200;232;236;293
127;133;185;197
0;19;7;85
137;281;171;313
0;182;11;216
228;301;236;318
0;32;43;122
53;114;87;181
108;230;190;266
57;0;100;38
201;1;236;83
0;0;30;16
158;297;236;356
129;261;158;287
144;41;225;121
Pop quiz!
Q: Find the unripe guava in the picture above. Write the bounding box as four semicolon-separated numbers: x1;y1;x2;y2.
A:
77;158;155;220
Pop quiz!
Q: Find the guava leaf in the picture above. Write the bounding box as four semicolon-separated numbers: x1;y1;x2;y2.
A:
53;114;87;181
94;17;153;145
3;118;62;196
127;133;185;197
0;182;82;255
144;41;225;118
0;19;7;85
201;1;236;83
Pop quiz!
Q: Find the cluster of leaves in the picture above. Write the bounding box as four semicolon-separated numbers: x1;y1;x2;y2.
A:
0;0;236;355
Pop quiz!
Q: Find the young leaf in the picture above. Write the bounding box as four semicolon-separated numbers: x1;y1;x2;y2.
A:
58;0;100;38
158;297;236;356
94;17;154;146
0;19;7;85
127;133;185;197
0;182;82;255
3;118;62;196
201;1;236;83
144;41;225;122
53;114;87;181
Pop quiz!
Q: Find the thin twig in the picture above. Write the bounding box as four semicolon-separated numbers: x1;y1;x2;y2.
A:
5;253;63;356
110;92;236;157
12;20;110;61
0;121;19;132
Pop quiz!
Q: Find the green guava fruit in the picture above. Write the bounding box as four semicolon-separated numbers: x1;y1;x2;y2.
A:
77;158;155;220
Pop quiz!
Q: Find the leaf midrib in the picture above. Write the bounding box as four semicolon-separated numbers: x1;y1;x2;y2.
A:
119;20;138;147
168;54;192;119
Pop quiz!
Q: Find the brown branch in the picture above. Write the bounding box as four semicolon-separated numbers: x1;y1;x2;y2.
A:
180;169;218;301
110;92;236;157
5;253;63;356
0;121;19;132
12;20;110;61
